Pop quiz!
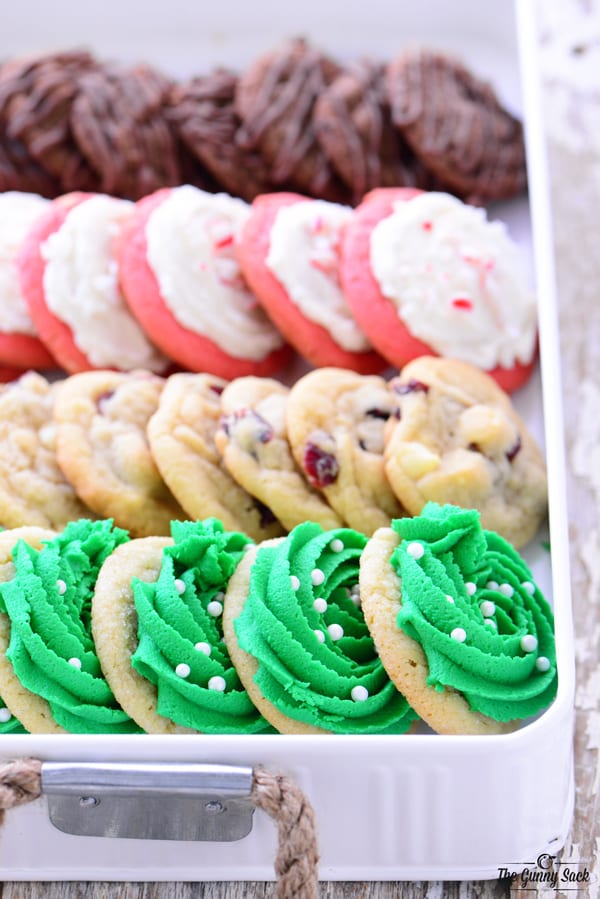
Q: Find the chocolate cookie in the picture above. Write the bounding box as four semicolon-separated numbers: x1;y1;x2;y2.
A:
71;62;181;200
169;69;273;201
386;48;527;201
0;52;100;193
235;38;347;201
314;60;431;202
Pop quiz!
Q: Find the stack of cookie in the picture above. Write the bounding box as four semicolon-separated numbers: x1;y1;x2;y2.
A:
0;182;537;394
0;502;557;735
0;41;526;205
0;358;548;552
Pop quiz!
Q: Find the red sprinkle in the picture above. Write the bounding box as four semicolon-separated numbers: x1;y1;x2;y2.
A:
451;297;473;311
214;233;234;249
422;221;433;231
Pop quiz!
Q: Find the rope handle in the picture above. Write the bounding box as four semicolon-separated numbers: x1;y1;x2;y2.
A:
0;758;319;898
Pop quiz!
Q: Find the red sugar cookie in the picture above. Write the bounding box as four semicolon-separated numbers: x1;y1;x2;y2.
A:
117;185;291;380
339;188;537;393
18;192;168;375
237;192;384;374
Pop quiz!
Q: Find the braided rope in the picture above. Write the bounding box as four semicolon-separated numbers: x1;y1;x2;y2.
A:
0;758;319;897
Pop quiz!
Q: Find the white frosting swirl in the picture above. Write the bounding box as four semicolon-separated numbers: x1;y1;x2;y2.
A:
370;192;537;369
266;199;371;353
0;191;49;336
145;185;284;361
41;194;167;371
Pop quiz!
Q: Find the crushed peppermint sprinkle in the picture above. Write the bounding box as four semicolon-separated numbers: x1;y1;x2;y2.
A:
480;600;496;618
290;575;301;591
450;627;467;643
311;568;325;586
465;581;477;596
207;600;223;617
445;594;455;604
0;708;11;723
313;597;328;613
499;583;514;597
451;297;473;310
406;542;424;559
314;629;325;643
329;538;344;553
208;676;227;692
194;642;211;656
68;657;82;669
174;578;186;595
520;634;538;653
522;581;535;595
328;623;344;641
351;685;369;702
57;579;67;595
176;663;191;678
536;656;551;672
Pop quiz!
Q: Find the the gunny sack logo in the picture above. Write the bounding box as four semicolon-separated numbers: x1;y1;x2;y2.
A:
497;853;595;891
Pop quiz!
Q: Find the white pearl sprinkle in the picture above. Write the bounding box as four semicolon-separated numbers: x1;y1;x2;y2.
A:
207;600;223;617
351;685;369;702
484;618;498;629
0;708;12;723
450;627;467;643
313;597;328;614
314;630;325;643
465;582;477;596
499;583;514;597
406;541;424;559
214;591;225;602
208;675;227;692
480;600;496;618
174;578;186;595
486;581;499;591
520;634;538;653
67;657;82;669
522;581;535;595
350;589;361;607
311;568;325;587
445;594;455;604
57;579;67;596
536;656;551;672
175;663;191;678
328;623;344;641
290;575;301;591
194;642;211;656
329;538;344;553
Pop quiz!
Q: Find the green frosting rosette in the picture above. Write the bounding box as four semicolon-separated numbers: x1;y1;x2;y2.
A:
391;503;557;722
0;519;141;734
234;521;418;733
0;701;25;734
130;518;271;733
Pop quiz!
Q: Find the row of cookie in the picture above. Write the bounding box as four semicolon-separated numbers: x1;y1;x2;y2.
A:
0;506;557;735
1;184;537;394
0;358;547;555
0;43;525;206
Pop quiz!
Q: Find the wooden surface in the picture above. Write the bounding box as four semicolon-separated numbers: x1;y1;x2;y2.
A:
2;5;599;899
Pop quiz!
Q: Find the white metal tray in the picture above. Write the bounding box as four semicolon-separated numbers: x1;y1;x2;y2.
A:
0;0;575;882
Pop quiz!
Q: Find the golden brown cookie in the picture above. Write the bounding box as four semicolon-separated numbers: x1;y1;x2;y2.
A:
0;371;93;529
214;376;343;531
359;526;518;735
147;372;284;542
91;536;193;734
383;356;547;548
53;369;185;537
0;526;65;734
285;367;404;535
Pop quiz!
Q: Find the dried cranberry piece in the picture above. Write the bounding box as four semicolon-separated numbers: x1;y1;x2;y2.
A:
366;407;390;420
209;383;225;396
506;435;522;462
303;442;339;488
394;379;429;395
255;499;277;528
